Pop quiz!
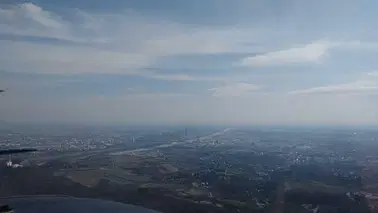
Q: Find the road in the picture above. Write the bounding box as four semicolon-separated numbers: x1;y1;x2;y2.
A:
270;184;285;213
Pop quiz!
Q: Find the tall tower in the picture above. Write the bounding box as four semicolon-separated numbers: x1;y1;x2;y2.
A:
185;128;188;137
6;154;12;167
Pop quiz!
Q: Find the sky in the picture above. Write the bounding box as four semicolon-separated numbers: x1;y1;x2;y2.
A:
1;0;378;125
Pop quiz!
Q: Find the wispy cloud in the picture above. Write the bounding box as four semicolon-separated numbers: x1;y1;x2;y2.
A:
289;80;378;95
289;70;378;95
239;39;378;68
368;71;378;77
240;40;331;67
0;3;73;41
146;73;227;82
16;3;63;29
0;3;260;51
0;3;261;80
209;83;260;97
0;40;152;74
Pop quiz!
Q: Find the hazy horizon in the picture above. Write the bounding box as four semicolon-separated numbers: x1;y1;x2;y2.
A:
1;120;377;130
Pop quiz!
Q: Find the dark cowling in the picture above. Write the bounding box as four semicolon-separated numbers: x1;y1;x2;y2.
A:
0;149;37;155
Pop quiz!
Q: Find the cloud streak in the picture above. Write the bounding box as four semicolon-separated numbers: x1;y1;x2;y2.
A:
289;75;378;95
0;3;260;80
240;40;331;67
209;83;260;97
0;40;152;74
290;82;378;95
368;71;378;77
0;3;74;41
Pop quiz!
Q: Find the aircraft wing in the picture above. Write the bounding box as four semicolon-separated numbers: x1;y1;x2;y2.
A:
0;149;37;155
0;196;161;213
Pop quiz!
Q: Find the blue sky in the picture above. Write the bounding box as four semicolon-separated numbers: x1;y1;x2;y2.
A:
1;0;378;125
